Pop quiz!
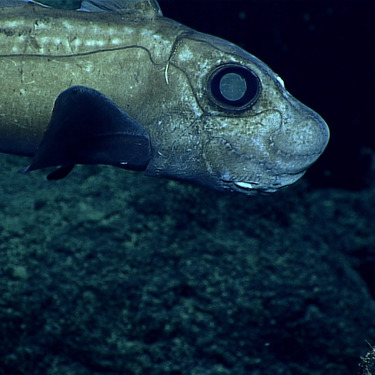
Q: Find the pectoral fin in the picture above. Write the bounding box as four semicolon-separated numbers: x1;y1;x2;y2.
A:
22;86;152;180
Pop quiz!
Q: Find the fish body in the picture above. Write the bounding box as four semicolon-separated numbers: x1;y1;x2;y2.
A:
0;0;329;194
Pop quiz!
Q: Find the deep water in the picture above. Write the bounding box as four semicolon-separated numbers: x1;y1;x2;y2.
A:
1;1;375;375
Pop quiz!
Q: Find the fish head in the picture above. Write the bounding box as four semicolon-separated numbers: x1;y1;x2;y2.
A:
145;31;330;194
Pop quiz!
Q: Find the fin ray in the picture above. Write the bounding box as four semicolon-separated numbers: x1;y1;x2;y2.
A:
0;0;48;8
78;0;162;16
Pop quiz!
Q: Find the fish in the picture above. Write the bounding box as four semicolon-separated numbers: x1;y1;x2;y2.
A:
0;0;330;194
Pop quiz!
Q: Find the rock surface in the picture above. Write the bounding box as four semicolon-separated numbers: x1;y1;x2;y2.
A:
0;150;374;375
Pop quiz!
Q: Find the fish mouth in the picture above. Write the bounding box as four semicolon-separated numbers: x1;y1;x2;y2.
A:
226;170;306;194
232;181;278;194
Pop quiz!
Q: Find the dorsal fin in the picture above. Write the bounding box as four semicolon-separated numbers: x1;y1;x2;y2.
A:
0;0;48;8
78;0;162;16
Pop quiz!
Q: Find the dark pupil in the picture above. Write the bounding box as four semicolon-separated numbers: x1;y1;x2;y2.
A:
210;66;259;110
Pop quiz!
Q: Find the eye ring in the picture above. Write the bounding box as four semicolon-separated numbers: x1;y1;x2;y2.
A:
207;64;260;111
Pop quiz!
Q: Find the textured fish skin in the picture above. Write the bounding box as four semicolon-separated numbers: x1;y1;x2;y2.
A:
0;0;329;194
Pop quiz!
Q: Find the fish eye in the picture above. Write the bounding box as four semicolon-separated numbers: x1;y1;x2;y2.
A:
207;64;260;111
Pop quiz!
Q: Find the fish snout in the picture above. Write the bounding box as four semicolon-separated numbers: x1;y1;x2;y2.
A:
271;107;330;174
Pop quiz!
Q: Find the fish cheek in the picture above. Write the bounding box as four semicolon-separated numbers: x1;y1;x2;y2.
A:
145;62;203;154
